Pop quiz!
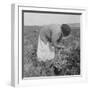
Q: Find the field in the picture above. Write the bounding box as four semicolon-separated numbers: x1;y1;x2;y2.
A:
23;24;80;77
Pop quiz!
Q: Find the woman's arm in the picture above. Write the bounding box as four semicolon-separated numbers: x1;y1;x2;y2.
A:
54;42;65;49
52;31;64;49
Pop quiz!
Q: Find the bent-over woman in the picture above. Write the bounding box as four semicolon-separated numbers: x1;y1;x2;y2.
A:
37;24;71;61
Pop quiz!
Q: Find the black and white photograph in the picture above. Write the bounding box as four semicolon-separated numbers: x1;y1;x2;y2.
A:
22;10;81;78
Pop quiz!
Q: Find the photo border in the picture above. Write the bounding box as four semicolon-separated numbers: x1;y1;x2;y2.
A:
11;4;87;87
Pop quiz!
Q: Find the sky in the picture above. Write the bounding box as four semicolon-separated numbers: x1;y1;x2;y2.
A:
24;12;80;26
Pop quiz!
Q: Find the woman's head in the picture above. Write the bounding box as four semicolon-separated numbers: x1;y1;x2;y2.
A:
55;24;71;44
61;24;71;37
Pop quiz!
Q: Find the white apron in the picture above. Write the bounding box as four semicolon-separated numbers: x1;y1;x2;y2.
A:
37;36;55;61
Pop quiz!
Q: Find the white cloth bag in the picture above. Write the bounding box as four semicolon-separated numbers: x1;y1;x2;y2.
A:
37;36;55;61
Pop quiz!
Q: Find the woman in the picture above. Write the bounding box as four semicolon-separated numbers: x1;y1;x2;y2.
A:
37;24;71;61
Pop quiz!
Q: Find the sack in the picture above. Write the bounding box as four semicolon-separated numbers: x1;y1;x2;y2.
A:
37;36;55;61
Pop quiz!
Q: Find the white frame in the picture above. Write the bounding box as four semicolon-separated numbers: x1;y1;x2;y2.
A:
11;4;87;87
